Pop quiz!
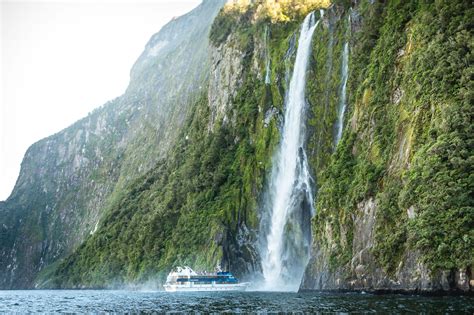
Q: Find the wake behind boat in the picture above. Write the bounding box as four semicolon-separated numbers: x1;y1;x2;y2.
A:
163;266;250;292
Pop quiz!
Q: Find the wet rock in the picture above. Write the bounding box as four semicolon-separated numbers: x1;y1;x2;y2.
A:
391;87;404;104
208;34;244;131
455;269;470;291
263;107;279;127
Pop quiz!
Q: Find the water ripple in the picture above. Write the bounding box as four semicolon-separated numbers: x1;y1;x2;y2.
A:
0;290;473;313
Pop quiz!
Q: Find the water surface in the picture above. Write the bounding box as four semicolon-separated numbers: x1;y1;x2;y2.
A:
1;290;473;313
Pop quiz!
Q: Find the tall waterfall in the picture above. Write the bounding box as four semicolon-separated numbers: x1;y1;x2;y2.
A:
260;11;321;291
335;14;351;145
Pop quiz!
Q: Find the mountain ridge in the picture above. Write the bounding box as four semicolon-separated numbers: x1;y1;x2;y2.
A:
0;0;225;289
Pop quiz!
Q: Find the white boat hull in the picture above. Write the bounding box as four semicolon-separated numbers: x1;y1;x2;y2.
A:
164;282;250;292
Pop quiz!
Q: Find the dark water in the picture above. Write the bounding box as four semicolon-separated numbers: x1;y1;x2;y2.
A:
0;290;473;313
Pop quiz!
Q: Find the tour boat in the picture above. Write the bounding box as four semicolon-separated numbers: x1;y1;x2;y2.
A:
163;266;250;292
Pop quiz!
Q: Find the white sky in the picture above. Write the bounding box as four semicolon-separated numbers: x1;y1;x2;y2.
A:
0;0;202;201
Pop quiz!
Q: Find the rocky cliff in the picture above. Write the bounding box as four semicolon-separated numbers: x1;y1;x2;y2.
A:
1;0;472;293
301;0;473;293
0;0;225;289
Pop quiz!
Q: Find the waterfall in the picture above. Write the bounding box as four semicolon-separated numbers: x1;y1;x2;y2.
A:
264;26;271;85
335;14;351;145
260;10;322;291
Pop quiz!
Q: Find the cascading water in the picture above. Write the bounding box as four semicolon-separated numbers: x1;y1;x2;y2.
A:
260;10;322;291
335;14;351;145
264;26;271;85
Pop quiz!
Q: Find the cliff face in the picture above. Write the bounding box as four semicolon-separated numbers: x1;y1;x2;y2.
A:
301;0;473;293
49;1;286;287
1;0;472;292
0;0;225;289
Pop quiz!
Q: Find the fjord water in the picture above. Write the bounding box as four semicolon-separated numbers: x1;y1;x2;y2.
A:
1;290;473;313
261;11;321;291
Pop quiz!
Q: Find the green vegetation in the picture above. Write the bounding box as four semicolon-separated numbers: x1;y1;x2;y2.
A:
312;0;473;276
399;0;473;269
210;0;329;46
223;0;330;23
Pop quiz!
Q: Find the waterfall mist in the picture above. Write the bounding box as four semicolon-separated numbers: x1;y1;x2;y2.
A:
259;10;322;292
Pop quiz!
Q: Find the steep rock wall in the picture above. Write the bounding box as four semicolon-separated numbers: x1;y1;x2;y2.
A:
0;0;225;289
301;0;473;293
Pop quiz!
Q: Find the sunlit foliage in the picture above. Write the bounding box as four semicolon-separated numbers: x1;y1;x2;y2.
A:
223;0;331;23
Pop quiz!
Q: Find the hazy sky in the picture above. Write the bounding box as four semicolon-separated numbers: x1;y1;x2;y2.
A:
1;0;201;200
